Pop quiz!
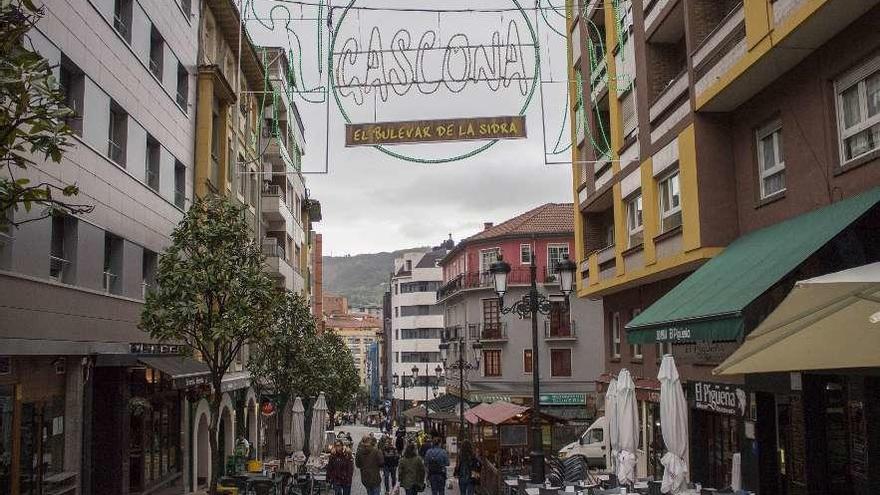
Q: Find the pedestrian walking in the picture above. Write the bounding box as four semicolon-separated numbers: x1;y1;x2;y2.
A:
356;436;386;495
395;428;406;455
454;440;481;495
327;440;354;495
423;437;449;495
398;442;426;495
381;435;401;494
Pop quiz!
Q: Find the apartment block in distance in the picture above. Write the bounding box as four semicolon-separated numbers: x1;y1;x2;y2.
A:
568;0;880;492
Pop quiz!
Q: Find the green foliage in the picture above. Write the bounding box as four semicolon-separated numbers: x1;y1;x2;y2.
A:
0;0;92;230
141;196;277;377
323;247;428;306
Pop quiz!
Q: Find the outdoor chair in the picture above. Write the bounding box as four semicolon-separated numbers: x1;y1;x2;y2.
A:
250;479;277;495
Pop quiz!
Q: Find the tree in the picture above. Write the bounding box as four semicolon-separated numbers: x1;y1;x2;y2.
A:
140;196;277;495
0;0;92;230
246;290;319;457
320;330;360;428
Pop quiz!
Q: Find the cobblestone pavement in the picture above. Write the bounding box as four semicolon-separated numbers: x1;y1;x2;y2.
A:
334;425;459;495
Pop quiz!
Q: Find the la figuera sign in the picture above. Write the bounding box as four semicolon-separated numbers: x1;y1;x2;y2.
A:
345;116;527;147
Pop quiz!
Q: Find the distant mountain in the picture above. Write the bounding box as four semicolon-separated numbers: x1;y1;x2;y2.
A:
322;247;429;307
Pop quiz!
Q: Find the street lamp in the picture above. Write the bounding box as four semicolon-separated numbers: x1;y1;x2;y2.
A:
439;338;481;442
393;371;415;428
489;252;576;483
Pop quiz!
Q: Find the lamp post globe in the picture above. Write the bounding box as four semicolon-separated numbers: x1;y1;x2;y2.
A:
489;256;512;298
555;254;577;295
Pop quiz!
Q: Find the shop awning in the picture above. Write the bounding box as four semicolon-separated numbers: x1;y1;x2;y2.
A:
138;355;210;389
714;262;880;375
627;187;880;344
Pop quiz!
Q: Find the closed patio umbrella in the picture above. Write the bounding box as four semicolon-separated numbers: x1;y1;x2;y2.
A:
309;392;328;456
291;396;305;453
615;369;638;486
658;355;688;494
605;378;619;473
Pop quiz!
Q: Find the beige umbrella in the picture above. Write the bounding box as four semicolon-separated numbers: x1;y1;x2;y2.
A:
308;392;328;456
291;397;305;453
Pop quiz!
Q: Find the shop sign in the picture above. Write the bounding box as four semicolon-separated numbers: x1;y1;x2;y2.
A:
692;381;748;417
261;400;276;417
539;393;586;405
655;326;694;342
470;392;513;403
174;374;209;390
345;116;527;146
673;341;738;365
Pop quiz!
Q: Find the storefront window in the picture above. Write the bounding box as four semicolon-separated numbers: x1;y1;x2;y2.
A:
20;396;66;495
129;367;181;493
693;410;739;488
0;385;14;493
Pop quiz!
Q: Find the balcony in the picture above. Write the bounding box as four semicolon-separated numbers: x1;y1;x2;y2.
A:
479;323;508;343
436;267;535;301
589;57;608;101
544;320;578;341
262;184;294;227
693;5;746;100
262;242;295;288
644;0;675;35
262;127;297;173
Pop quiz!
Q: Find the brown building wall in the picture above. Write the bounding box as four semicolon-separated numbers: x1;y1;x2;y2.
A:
729;5;880;235
323;294;348;317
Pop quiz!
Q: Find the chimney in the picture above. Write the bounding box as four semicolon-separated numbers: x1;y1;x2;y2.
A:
483;222;494;230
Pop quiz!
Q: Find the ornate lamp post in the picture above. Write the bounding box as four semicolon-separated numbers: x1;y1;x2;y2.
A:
439;338;481;441
393;371;414;428
489;253;576;483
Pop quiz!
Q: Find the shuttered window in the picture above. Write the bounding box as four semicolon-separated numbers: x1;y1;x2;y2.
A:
620;89;637;139
484;350;502;377
551;349;572;377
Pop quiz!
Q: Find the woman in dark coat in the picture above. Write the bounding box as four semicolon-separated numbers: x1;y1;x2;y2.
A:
397;442;426;495
454;440;480;495
327;440;355;495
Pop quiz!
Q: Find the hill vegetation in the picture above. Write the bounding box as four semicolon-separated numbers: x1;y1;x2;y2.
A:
322;247;428;307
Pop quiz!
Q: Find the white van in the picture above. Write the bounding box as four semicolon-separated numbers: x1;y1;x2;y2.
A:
558;416;609;469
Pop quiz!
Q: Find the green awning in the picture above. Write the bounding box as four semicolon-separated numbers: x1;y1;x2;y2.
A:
627;187;880;344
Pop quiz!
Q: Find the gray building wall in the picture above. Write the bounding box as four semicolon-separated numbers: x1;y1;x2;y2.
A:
442;284;605;398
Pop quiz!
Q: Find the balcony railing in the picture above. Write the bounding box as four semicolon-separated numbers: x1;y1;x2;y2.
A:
176;91;187;109
480;323;508;342
174;188;185;208
149;58;161;78
436;267;539;300
108;139;124;164
113;14;129;40
102;271;117;293
544;320;578;340
49;256;70;282
262;242;286;259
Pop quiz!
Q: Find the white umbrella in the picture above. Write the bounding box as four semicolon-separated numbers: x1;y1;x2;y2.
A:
309;392;328;456
731;452;741;492
604;377;619;473
291;396;305;453
658;355;689;494
615;369;638;486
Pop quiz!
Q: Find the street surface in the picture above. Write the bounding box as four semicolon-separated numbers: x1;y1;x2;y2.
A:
334;425;459;495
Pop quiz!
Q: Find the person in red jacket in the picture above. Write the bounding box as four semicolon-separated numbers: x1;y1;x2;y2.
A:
327;440;354;495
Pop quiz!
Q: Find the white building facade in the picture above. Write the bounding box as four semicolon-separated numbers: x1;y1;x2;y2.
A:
390;246;450;405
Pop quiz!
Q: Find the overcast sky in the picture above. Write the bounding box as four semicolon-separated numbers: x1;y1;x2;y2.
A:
247;0;573;255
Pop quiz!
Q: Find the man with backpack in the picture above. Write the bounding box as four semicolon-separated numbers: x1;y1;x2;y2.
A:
423;437;449;495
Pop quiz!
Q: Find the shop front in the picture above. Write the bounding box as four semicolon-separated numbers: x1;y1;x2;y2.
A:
688;381;752;489
0;355;78;495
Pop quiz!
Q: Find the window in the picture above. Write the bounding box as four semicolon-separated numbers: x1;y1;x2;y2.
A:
249;169;258;207
523;349;533;374
226;138;234;185
405;260;412;271
620;89;637;139
142;249;157;298
756;120;785;198
399;281;442;293
482;298;501;336
210;103;221;186
587;428;604;444
394;283;398;295
400;328;444;339
630;309;642;360
656;341;673;360
400;352;441;363
547;244;570;275
551;349;572;377
611;312;621;359
548;300;571;337
626;194;643;247
59;55;84;136
483;350;502;377
146;135;160;191
174;160;185;208
108;101;128;166
394;307;399;317
180;0;192;17
400;305;442;316
103;232;123;294
149;26;164;79
49;214;76;283
238;158;247;198
835;55;880;163
520;243;532;264
113;0;133;43
479;248;500;273
658;171;681;232
176;63;189;109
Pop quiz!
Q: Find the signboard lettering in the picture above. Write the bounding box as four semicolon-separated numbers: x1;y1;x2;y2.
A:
673;341;737;365
539;393;586;405
470;392;513;403
692;381;748;416
175;375;209;390
655;326;692;342
346;116;526;146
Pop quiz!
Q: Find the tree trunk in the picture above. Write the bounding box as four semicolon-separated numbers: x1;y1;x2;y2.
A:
208;393;223;495
328;407;336;429
303;399;313;457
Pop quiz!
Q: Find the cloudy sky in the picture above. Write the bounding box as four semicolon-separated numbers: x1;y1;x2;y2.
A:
247;0;573;255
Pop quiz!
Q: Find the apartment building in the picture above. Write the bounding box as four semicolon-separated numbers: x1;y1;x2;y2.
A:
390;244;452;405
0;0;199;493
568;0;880;492
326;315;383;387
435;204;604;425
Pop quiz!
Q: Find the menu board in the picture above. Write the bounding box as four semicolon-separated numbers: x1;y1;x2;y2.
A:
500;425;528;446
